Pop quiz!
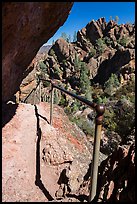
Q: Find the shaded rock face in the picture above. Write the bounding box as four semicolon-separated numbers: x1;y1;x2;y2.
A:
93;48;135;85
2;2;73;102
96;144;135;202
86;19;103;44
76;142;135;203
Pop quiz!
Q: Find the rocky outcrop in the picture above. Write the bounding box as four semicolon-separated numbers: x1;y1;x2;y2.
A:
17;18;135;104
93;47;135;85
86;19;103;44
38;17;135;86
2;2;73;102
96;143;135;202
75;142;135;202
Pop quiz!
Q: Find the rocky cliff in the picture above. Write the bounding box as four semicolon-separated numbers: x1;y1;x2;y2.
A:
41;17;135;86
2;2;73;102
18;18;135;102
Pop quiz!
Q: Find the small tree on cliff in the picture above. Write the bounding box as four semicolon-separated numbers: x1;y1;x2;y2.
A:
79;62;91;97
61;32;68;41
74;53;81;72
67;35;71;43
96;38;106;55
73;31;77;42
109;16;112;21
104;73;120;96
115;16;119;24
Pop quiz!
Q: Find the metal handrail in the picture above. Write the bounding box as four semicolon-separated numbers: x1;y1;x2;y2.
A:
23;79;40;103
38;77;105;202
39;78;104;113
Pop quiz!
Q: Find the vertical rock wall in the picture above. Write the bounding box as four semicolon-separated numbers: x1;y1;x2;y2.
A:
2;2;73;102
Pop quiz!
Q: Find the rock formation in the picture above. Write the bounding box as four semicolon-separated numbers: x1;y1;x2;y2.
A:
2;2;73;102
96;143;135;202
36;18;135;85
76;142;135;202
18;18;135;105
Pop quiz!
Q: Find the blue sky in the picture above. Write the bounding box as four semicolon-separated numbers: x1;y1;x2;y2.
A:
45;2;135;45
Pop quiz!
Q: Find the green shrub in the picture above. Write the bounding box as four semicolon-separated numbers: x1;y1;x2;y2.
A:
79;62;91;94
117;37;128;47
64;99;82;115
103;108;117;131
96;38;106;55
88;47;96;58
74;53;81;72
104;73;120;96
103;98;135;140
43;80;50;87
94;95;108;104
103;36;113;46
114;76;135;103
39;61;47;73
49;48;55;56
114;101;135;139
70;116;95;136
59;95;66;106
85;91;92;101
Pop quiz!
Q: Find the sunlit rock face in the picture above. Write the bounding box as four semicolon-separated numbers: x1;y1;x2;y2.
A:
2;2;73;102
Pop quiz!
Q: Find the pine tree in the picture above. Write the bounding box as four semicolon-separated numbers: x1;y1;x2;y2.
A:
79;62;91;95
109;16;112;21
73;31;77;42
67;35;71;43
115;16;119;24
74;53;81;72
61;32;68;41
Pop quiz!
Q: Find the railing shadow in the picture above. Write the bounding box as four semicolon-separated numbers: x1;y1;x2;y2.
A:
38;113;50;124
34;105;54;201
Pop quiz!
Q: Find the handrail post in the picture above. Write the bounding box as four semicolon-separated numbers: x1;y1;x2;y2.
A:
39;80;41;103
89;104;105;202
34;88;36;105
50;84;54;125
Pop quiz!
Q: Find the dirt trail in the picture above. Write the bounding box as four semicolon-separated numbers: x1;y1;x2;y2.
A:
2;103;59;202
2;102;92;202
